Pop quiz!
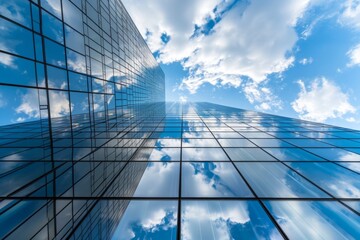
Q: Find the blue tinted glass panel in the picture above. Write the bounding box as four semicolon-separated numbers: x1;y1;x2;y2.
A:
47;65;67;89
263;148;324;161
0;18;34;59
41;0;62;18
0;54;36;86
264;201;360;239
182;138;219;147
45;39;65;67
235;162;329;198
182;148;229;161
287;162;360;198
42;10;63;44
181;201;283;240
304;148;360;161
250;138;293;147
133;162;179;197
218;138;256;147
225;148;276;161
182;162;253;197
0;1;31;28
112;201;177;240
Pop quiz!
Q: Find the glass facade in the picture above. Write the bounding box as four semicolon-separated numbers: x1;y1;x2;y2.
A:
1;1;360;240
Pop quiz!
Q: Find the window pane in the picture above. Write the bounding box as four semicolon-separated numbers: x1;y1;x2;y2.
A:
264;200;360;239
47;65;68;89
64;25;85;54
218;138;256;147
182;201;283;240
182;148;229;161
112;201;177;240
133;162;179;197
0;18;34;59
182;162;253;197
182;138;220;147
263;148;324;161
67;49;86;73
287;162;360;198
42;10;63;44
62;0;83;33
225;148;276;161
0;53;36;86
236;162;329;198
45;39;65;67
0;0;31;28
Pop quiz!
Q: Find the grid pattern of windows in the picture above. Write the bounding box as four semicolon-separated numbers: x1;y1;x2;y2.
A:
2;101;360;239
1;0;360;239
111;102;359;239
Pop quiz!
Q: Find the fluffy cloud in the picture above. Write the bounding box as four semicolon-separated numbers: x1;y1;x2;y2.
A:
299;57;314;65
0;50;16;68
15;87;73;120
181;201;251;240
15;89;41;119
123;0;310;107
291;78;356;122
243;82;282;111
112;201;177;240
347;43;360;67
339;0;360;29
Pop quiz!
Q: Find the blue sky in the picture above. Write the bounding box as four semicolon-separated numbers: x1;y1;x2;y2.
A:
122;0;360;129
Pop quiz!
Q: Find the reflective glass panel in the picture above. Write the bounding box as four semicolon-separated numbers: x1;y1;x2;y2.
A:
235;163;329;198
287;162;360;198
225;148;276;161
112;201;178;240
264;201;360;239
182;148;229;161
182;162;253;197
182;200;283;240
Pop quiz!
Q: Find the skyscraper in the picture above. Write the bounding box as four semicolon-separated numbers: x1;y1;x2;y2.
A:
0;0;360;240
0;0;164;239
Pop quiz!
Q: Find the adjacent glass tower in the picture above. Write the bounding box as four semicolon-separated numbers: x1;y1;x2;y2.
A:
0;0;360;240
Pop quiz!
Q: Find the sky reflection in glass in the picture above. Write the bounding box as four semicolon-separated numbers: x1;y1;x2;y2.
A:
235;162;329;198
182;162;253;197
286;162;360;198
264;201;360;240
112;201;177;240
181;200;283;240
133;162;179;197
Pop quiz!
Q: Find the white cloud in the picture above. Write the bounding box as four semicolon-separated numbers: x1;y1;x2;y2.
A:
123;0;221;61
48;91;73;118
347;43;360;67
0;50;16;68
15;89;41;119
299;57;314;65
340;0;360;29
346;117;356;122
16;117;25;123
182;201;251;240
67;51;86;73
43;0;62;15
123;0;310;106
16;87;73;120
268;201;357;239
133;162;178;197
179;95;188;102
112;201;177;240
0;1;27;26
243;82;282;111
291;78;356;122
